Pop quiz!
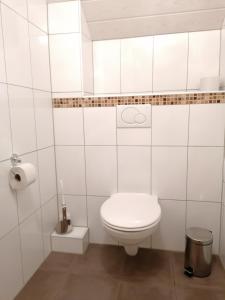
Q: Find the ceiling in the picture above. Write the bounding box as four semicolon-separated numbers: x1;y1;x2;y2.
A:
81;0;225;40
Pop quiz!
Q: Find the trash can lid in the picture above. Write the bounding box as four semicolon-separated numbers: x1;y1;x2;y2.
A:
186;227;213;245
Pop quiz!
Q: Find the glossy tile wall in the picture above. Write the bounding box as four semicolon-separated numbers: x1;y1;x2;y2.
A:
219;18;225;268
0;1;57;299
54;103;225;254
48;0;93;98
220;137;225;268
221;18;225;89
93;30;221;94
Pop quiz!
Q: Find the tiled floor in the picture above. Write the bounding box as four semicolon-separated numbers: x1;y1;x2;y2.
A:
16;244;225;300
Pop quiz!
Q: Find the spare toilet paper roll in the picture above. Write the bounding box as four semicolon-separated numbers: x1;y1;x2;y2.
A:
200;77;220;91
9;163;36;190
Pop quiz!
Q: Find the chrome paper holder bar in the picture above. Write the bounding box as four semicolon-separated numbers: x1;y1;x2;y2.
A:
10;154;21;167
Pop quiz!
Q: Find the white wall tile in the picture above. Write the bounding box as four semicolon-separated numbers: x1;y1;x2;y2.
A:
81;6;90;38
0;228;23;300
84;107;116;145
2;5;32;87
49;33;82;93
188;30;220;90
8;85;36;155
189;104;225;146
152;200;186;251
223;154;225;182
220;205;225;267
85;146;117;196
0;83;12;161
0;160;18;239
187;147;223;202
48;1;80;34
152;147;187;200
52;91;83;99
17;152;41;223
220;26;225;89
38;147;57;205
121;36;153;93
54;108;84;145
152;105;189;146
27;0;47;32
0;11;6;83
2;0;27;18
93;40;120;94
58;195;87;227
29;25;51;91
56;146;86;195
222;183;225;205
117;128;151;146
42;196;58;259
82;35;94;94
87;196;117;245
118;146;151;193
20;210;44;283
153;33;188;92
186;201;221;254
34;90;54;149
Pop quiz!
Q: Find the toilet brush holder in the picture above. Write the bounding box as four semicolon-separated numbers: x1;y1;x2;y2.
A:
55;206;73;234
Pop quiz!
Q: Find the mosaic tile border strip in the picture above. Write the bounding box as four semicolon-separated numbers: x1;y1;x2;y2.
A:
53;92;225;108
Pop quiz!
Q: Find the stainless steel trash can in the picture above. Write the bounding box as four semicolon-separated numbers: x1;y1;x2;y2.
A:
184;227;213;277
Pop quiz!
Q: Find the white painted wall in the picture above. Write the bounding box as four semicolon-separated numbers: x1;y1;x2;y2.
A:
0;1;57;299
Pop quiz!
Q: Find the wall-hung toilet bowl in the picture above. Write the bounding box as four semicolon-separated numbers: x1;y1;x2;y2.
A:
100;193;161;256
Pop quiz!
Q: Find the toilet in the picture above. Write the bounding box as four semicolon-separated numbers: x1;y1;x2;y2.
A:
100;193;161;256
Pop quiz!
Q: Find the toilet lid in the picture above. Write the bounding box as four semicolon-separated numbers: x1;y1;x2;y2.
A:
100;193;161;230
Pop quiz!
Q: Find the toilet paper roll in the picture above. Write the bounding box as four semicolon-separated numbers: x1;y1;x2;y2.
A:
9;163;36;190
200;77;220;91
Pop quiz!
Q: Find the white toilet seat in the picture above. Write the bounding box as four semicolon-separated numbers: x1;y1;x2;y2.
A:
102;218;160;232
100;193;161;232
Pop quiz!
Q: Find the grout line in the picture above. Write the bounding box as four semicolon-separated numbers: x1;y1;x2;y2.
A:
53;144;224;148
150;106;153;248
5;82;51;93
0;192;55;244
185;105;191;230
186;32;190;90
218;131;225;256
219;28;222;79
0;145;55;163
55;193;223;204
87;8;225;24
1;2;48;34
46;0;60;224
116;107;119;193
81;107;89;227
119;39;122;94
152;36;155;92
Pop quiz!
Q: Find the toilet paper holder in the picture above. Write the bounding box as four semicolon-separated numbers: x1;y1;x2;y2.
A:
10;154;21;167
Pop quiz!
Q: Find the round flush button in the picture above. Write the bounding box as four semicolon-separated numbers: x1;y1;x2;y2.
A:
135;113;146;124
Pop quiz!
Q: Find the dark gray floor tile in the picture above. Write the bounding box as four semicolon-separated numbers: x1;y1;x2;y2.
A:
117;281;176;300
57;274;120;300
122;248;174;286
39;252;75;273
172;252;225;290
70;244;126;278
15;270;69;300
175;287;225;300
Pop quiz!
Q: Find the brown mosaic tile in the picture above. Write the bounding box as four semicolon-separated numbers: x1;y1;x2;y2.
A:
53;92;225;108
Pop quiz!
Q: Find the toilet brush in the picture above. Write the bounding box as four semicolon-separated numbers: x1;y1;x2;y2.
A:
55;180;72;234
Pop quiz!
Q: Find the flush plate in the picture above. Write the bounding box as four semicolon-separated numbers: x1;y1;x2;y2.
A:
117;105;151;128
